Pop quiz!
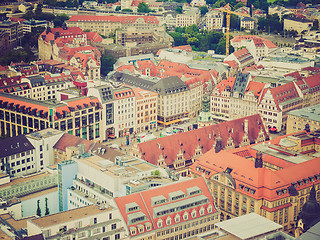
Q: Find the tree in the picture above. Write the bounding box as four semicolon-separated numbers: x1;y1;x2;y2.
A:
101;54;116;76
137;2;151;13
312;19;319;30
122;8;133;12
36;200;41;217
169;32;187;46
175;6;182;14
199;6;208;16
45;198;50;215
115;6;121;11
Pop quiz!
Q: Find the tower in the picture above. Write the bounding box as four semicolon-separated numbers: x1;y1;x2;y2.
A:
198;95;213;128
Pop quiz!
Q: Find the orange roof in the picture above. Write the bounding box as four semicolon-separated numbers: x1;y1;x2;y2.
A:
245;81;265;97
114;177;217;236
214;77;235;94
231;35;277;49
172;45;192;52
132;87;157;100
53;133;94;152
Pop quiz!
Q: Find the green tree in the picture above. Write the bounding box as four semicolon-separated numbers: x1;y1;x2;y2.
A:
169;32;187;46
36;200;41;217
101;54;116;76
115;6;121;11
234;2;245;9
199;6;208;16
45;198;50;215
312;19;319;30
122;8;133;12
175;6;182;14
137;2;151;13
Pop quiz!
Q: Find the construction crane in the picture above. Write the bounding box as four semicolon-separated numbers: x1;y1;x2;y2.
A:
218;4;250;55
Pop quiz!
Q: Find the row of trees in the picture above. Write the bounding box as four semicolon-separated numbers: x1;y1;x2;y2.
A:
169;25;233;54
0;47;36;66
36;198;50;217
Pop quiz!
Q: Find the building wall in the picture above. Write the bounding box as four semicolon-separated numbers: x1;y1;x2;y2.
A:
284;18;312;34
21;190;59;218
286;113;320;134
135;92;157;133
0;174;57;200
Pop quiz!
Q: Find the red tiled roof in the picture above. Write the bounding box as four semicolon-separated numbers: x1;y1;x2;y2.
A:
214;77;235;94
68;15;159;24
117;65;135;73
85;32;103;43
245;81;265;97
0;76;21;87
304;73;320;93
114;177;217;236
51;27;85;36
137;114;268;167
231;35;277;49
223;60;239;69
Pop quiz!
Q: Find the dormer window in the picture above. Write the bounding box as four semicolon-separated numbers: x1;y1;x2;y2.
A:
175;214;180;223
207;204;213;213
191;209;197;218
199;207;205;216
166;217;171;225
157;219;163;228
183;212;188;220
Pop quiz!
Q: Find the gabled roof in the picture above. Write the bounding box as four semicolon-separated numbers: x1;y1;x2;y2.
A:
304;73;320;93
114;177;217;236
85;32;103;43
213;77;235;94
137;114;268;166
152;76;188;95
284;71;302;80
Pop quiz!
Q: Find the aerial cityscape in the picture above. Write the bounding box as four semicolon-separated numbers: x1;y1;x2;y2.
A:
0;0;319;239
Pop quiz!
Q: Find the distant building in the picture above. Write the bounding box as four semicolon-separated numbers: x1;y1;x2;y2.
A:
205;10;223;31
176;8;201;28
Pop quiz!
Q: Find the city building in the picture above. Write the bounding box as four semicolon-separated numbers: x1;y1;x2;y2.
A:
190;130;320;234
69;51;101;80
284;17;312;34
258;81;303;131
114;177;220;239
240;16;255;30
26;204;126;240
205;10;223;31
0;92;103;142
113;85;136;137
176;8;201;27
286;104;320;134
224;48;255;70
87;83;115;139
0;30;9;54
67;153;170;210
132;87;158;134
198;95;213;128
131;114;269;177
67;15;160;36
22;19;47;34
230;35;278;52
0;19;23;48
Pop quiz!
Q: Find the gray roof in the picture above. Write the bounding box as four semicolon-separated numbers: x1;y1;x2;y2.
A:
152;76;188;95
215;213;282;239
232;73;250;96
0;135;35;158
109;72;156;91
94;85;114;103
25;75;46;87
288;104;320;122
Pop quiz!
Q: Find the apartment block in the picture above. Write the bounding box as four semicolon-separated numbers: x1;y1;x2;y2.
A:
176;8;201;27
205;10;223;30
22;19;47;34
133;87;157;134
190;130;320;234
284;17;312;34
0;92;103;142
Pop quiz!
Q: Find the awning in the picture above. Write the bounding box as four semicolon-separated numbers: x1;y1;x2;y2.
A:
164;119;181;125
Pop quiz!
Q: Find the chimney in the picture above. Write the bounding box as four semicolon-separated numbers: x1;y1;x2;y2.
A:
255;151;263;168
78;144;85;156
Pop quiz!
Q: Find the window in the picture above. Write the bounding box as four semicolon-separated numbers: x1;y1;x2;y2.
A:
111;223;116;230
115;234;120;240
